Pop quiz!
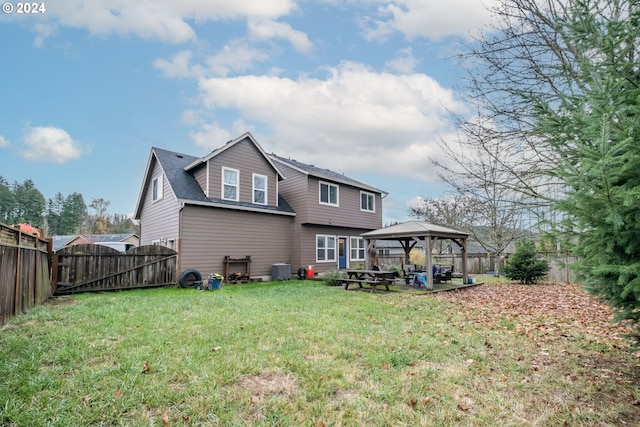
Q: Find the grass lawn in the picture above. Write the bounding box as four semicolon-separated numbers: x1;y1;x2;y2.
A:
1;278;639;426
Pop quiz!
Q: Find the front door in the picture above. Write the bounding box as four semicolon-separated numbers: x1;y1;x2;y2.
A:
338;237;347;269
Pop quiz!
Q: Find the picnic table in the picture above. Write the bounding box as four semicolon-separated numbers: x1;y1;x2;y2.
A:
342;269;396;292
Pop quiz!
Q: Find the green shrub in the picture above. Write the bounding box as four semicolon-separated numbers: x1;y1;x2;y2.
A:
503;239;549;284
323;269;346;286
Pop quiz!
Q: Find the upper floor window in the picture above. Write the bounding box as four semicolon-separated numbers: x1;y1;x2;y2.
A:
222;167;239;201
253;174;267;205
152;175;163;202
319;181;339;206
360;191;375;212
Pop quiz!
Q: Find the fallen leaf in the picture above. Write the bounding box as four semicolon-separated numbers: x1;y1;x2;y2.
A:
423;396;432;405
382;362;390;370
408;398;418;407
113;390;124;399
142;361;150;374
457;404;470;411
211;346;222;352
162;412;170;427
82;395;92;403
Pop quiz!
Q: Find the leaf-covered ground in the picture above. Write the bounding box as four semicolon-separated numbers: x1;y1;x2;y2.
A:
432;281;640;422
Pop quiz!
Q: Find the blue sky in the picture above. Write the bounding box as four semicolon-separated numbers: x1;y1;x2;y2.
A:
0;0;495;224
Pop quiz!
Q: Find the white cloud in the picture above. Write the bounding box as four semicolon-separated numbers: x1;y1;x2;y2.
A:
33;0;298;45
20;126;89;163
193;61;467;183
0;135;9;147
248;19;313;53
154;42;270;78
386;47;418;74
363;0;496;41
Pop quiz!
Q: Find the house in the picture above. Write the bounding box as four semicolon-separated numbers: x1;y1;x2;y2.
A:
51;233;139;252
134;132;386;280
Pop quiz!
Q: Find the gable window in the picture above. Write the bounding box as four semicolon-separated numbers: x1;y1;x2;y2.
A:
360;191;375;212
350;237;365;261
152;175;163;202
253;174;267;205
222;167;239;201
319;181;338;206
316;235;336;262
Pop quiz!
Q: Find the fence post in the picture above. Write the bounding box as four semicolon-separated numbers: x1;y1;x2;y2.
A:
13;231;21;315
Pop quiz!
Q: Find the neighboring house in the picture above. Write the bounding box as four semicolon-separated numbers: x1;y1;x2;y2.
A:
134;132;385;279
51;233;139;252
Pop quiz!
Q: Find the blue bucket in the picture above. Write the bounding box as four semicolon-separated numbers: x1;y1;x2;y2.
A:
208;278;222;290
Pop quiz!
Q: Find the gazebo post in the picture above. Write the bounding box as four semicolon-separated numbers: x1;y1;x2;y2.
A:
425;235;433;290
462;238;468;285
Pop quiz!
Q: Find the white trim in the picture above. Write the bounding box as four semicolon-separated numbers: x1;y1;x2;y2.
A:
252;173;268;205
319;180;339;207
360;191;375;213
316;234;337;262
152;175;164;202
350;236;366;261
222;166;239;201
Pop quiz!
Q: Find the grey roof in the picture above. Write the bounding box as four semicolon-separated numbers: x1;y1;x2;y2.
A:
51;233;138;251
149;147;295;215
361;220;469;240
270;154;386;195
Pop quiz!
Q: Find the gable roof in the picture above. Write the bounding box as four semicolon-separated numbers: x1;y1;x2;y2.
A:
270;154;387;195
134;143;295;219
361;220;469;240
184;132;285;181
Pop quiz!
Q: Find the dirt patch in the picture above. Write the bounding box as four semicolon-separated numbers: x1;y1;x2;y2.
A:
45;296;76;306
236;370;297;405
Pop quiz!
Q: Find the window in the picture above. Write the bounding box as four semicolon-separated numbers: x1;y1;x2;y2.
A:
319;181;338;206
360;191;375;212
350;237;366;261
316;235;336;262
253;174;267;205
152;175;163;202
222;167;239;201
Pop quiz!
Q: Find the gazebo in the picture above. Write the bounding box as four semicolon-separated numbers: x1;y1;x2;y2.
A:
361;220;469;289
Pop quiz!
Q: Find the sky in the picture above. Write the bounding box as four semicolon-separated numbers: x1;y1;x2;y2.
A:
0;0;497;225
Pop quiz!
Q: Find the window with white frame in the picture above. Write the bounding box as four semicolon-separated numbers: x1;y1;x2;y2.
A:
319;181;338;206
253;174;267;205
222;167;239;201
152;175;163;202
360;191;375;212
350;237;366;261
316;235;336;262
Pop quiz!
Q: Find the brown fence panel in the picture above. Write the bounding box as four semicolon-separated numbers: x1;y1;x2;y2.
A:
0;223;52;326
53;244;177;295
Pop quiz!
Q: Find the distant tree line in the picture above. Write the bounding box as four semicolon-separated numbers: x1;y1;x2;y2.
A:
0;176;138;236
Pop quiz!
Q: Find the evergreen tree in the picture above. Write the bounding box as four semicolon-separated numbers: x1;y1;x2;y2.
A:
0;176;12;224
59;193;87;234
503;240;549;285
10;179;45;227
46;192;65;235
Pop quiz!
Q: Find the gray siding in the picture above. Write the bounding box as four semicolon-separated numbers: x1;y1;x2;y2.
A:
299;225;372;274
192;164;207;195
139;160;181;245
306;177;382;229
179;205;294;278
276;162;309;221
207;140;279;206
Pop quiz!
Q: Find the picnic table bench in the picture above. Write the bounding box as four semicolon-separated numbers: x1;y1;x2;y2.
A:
342;269;395;292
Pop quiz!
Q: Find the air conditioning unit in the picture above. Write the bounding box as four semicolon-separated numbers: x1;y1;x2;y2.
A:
271;263;291;281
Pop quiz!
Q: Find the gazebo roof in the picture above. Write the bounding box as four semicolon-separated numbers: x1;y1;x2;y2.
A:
361;220;469;241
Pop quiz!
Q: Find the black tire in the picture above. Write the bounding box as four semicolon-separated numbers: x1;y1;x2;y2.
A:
179;269;202;288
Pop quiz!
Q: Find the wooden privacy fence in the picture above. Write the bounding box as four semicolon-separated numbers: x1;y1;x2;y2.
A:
0;223;51;326
53;244;177;295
